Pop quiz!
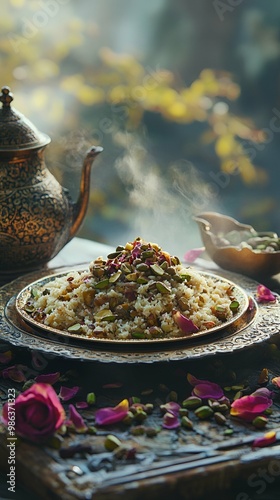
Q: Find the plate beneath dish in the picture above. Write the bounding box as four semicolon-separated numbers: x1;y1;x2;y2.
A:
0;265;279;363
15;270;249;345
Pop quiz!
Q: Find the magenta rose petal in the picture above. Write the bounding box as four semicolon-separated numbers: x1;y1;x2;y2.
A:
187;373;202;386
251;388;274;399
1;365;26;383
187;373;224;400
230;393;273;422
75;401;89;409
35;372;61;385
25;402;49;424
253;431;276;448
173;312;199;334
68;404;87;432
183;247;205;263
256;285;276;303
59;386;80;401
95;399;129;426
162;412;180;429
192;383;224;400
160;402;181;416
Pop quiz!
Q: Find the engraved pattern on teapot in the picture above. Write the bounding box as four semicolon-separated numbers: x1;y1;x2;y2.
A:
0;86;103;276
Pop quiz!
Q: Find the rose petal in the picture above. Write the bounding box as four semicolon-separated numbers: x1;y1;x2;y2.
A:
35;372;60;385
248;297;255;311
102;383;123;389
68;404;87;432
1;365;26;383
253;431;277;448
256;285;276;303
95;399;129;426
230;394;273;422
184;247;205;263
59;386;80;401
192;383;224;400
272;377;280;389
173;312;199;334
187;373;207;386
0;351;12;364
187;373;224;400
251;388;274;399
160;402;181;416
162;412;180;429
75;401;89;409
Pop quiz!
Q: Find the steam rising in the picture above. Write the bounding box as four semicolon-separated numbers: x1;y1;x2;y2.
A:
115;134;215;259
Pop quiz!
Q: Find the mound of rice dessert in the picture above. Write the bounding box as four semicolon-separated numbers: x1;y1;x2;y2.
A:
24;237;241;340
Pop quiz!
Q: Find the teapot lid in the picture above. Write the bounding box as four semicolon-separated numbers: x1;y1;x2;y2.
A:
0;86;50;152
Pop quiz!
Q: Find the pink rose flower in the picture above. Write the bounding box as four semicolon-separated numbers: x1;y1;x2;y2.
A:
1;383;65;443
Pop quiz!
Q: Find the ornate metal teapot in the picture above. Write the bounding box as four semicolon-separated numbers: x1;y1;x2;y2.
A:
0;86;103;281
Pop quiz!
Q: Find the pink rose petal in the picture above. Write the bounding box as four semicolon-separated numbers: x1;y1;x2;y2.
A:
59;386;80;401
173;312;199;334
253;431;276;448
256;285;276;303
251;388;274;399
68;404;87;432
192;383;224;400
35;372;60;385
75;401;89;409
1;365;26;383
187;373;224;400
272;377;280;389
95;399;129;426
184;247;205;263
230;393;273;422
162;412;180;429
160;402;181;416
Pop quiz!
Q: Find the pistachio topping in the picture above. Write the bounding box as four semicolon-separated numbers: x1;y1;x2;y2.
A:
23;237;242;341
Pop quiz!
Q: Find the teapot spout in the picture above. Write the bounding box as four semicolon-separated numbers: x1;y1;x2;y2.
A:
69;145;103;239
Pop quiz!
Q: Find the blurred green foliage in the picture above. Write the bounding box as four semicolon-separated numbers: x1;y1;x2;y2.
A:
0;0;277;247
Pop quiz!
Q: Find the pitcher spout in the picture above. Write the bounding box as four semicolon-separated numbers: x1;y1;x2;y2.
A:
69;145;103;240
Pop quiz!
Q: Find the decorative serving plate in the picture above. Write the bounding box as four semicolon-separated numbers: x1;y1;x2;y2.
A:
0;265;279;363
15;270;249;345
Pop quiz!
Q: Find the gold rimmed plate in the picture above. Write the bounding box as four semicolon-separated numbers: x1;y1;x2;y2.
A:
15;270;250;346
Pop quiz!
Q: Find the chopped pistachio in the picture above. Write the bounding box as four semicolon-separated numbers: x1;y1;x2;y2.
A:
145;427;159;437
156;282;171;294
252;416;268;429
130;425;145;436
94;309;116;321
150;264;165;276
104;434;122;451
214;412;227;425
94;278;109;289
181;416;193;429
182;396;202;410
224;428;234;436
194;406;214;419
109;271;122;283
86;392;96;405
67;323;82;333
